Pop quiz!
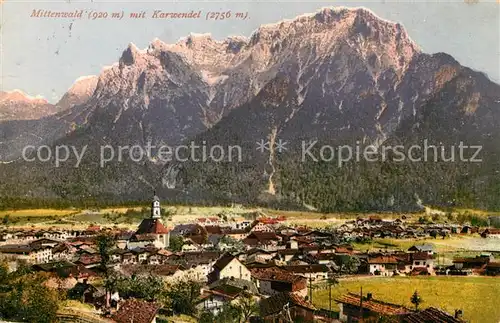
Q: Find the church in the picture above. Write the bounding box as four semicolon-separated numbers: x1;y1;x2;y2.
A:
128;193;170;249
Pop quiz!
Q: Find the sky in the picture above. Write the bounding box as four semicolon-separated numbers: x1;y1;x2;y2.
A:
1;0;499;103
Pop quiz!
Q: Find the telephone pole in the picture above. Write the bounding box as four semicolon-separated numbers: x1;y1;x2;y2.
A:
329;280;332;313
359;286;363;322
309;274;313;303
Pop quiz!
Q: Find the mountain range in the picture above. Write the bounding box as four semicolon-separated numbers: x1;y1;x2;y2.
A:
1;7;499;211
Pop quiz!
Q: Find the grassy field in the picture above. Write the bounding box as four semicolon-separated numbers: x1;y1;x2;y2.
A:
313;276;500;323
0;209;78;217
0;208;80;226
351;236;500;254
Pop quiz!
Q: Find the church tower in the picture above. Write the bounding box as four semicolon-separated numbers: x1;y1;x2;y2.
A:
152;191;161;219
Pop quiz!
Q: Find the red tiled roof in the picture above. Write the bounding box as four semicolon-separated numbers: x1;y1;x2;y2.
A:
120;264;184;277
205;226;222;234
250;267;306;284
260;292;315;317
283;264;330;274
453;256;489;264
404;307;465;323
76;254;101;265
111;299;159;323
335;246;354;254
245;232;280;242
136;219;169;235
486;262;500;268
482;228;500;235
411;252;433;261
335;293;410;316
132;234;157;242
368;256;399;264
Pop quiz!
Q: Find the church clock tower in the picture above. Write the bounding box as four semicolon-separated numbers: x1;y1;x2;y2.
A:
152;191;161;219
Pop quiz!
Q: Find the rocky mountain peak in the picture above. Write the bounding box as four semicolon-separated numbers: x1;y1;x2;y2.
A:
0;90;56;121
56;75;98;111
0;90;48;104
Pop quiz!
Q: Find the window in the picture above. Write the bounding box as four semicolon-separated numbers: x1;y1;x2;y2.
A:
415;261;420;265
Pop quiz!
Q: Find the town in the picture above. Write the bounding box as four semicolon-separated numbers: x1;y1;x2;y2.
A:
0;195;499;323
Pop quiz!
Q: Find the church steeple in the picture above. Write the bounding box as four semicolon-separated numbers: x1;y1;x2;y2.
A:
152;191;161;219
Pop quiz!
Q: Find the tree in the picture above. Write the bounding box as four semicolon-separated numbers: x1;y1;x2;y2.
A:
162;280;202;316
96;232;116;307
169;235;185;252
219;235;245;251
336;255;361;275
0;272;61;323
0;259;9;286
410;290;423;311
216;303;242;323
96;232;115;274
2;214;9;225
236;292;259;322
113;274;164;301
199;311;215;323
21;280;60;323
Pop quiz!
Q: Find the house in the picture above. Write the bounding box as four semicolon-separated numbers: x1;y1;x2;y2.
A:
260;292;316;322
246;248;277;263
69;280;105;301
251;222;275;233
197;277;259;315
129;194;170;249
0;238;60;264
32;261;96;281
403;307;465;322
112;298;160;323
460;225;474;234
368;256;398;276
453;255;491;270
408;244;434;255
225;229;248;240
283;264;332;282
197;217;222;226
116;231;134;249
207;252;252;283
231;220;252;230
181;238;203;252
243;232;281;250
119;264;200;282
52;243;72;261
68;280;106;307
251;267;308;297
481;228;500;238
275;249;301;263
485;262;500;276
336;292;411;322
75;254;101;269
411;252;434;273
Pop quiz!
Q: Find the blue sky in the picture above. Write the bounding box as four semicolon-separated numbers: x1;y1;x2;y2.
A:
1;0;499;103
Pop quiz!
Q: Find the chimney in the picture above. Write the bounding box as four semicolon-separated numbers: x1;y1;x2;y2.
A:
366;293;373;301
455;309;463;319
